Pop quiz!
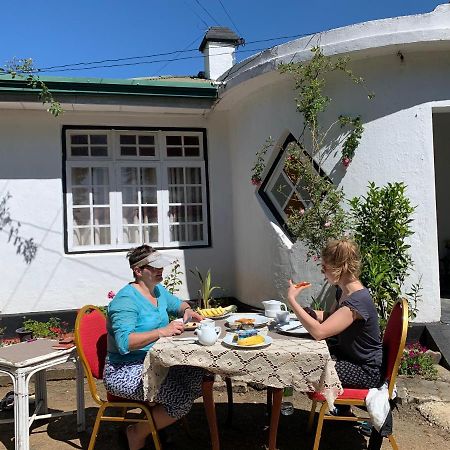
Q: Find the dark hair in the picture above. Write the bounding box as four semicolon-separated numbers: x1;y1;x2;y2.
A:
126;244;156;268
321;238;361;281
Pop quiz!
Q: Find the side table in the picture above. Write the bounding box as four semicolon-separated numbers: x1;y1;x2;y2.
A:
0;339;85;450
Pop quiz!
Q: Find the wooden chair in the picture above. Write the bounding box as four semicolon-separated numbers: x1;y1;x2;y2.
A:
74;305;161;450
307;298;409;450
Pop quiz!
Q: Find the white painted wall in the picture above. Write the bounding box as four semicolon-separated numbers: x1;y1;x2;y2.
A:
0;109;234;314
203;42;235;80
222;48;450;322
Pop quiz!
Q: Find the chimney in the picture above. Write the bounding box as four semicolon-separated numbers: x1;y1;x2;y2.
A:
199;27;243;80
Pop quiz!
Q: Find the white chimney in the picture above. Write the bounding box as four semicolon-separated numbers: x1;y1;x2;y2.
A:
199;27;243;80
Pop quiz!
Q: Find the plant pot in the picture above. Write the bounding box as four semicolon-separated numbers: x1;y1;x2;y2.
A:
15;327;34;342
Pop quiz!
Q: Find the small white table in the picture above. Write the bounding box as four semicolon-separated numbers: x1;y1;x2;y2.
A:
0;339;85;450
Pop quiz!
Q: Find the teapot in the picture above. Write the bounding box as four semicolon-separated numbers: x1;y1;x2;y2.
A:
262;300;287;318
195;323;221;346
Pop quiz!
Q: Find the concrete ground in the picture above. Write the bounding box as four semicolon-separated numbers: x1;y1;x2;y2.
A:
0;370;450;450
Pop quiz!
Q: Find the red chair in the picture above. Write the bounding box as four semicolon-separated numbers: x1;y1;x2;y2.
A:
74;305;161;450
307;298;409;450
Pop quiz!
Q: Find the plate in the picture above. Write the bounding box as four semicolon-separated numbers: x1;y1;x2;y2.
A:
207;312;232;320
221;332;272;349
184;321;200;331
275;320;309;336
226;313;270;328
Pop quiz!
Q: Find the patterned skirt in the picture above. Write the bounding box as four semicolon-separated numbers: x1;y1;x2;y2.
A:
103;359;204;419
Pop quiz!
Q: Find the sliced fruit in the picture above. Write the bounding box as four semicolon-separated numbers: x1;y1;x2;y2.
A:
237;335;265;346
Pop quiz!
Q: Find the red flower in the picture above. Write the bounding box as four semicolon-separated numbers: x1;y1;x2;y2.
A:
251;177;262;186
342;157;351;167
107;291;116;299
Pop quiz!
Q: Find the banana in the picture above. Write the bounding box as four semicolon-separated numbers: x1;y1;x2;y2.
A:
197;305;235;317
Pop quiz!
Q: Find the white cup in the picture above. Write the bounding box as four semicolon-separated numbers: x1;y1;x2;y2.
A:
276;310;290;324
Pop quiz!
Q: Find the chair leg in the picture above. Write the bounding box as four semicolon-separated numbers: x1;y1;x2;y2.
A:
312;402;328;450
142;405;161;450
308;400;317;432
388;434;398;450
88;405;106;450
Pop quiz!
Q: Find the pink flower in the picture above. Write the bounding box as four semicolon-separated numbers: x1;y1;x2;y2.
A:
324;222;331;228
342;157;351;167
299;209;305;215
313;255;319;261
251;176;262;186
107;290;116;299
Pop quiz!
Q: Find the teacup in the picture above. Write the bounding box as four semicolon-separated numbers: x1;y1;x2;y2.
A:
276;310;290;324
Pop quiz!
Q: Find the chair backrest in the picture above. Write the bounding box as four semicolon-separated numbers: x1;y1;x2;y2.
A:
74;305;108;404
382;298;409;398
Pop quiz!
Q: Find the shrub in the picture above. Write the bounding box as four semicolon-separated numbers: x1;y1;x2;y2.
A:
23;317;68;338
399;343;437;379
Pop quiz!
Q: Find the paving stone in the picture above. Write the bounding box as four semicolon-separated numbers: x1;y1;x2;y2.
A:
417;401;450;430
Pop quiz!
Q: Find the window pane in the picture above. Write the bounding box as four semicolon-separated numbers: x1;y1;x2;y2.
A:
73;228;91;246
185;147;200;157
169;206;185;223
122;207;140;224
71;146;89;157
93;187;109;205
93;208;110;225
92;167;109;185
94;227;110;245
186;167;201;184
142;187;157;204
187;205;203;222
72;167;90;186
120;135;136;145
73;208;91;226
71;135;88;145
295;179;311;206
121;167;138;185
123;226;140;244
91;146;108;157
170;225;186;242
168;168;184;185
122;187;138;204
141;206;157;223
72;187;89;205
139;135;154;145
121;146;137;156
169;186;185;203
187;224;203;241
271;173;291;208
186;186;202;203
141;168;156;185
90;135;107;145
139;147;155;157
184;136;199;146
167;136;182;145
143;226;158;243
167;147;183;157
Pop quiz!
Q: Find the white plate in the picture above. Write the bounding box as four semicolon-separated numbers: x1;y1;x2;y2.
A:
226;313;270;327
222;332;272;349
276;320;309;335
207;312;232;320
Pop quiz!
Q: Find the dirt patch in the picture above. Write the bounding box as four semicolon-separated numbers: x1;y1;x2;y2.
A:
0;381;449;449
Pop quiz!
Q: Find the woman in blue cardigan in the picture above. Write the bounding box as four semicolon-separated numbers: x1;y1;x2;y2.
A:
104;244;203;450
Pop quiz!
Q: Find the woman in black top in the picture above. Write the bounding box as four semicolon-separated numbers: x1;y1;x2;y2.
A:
287;238;382;389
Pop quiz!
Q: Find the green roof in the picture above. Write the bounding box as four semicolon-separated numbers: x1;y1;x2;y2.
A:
0;74;218;99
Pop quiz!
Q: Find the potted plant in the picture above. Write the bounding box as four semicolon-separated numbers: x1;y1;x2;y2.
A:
16;317;69;341
190;267;221;309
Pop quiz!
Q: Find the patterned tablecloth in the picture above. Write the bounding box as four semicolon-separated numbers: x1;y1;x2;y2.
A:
143;322;343;408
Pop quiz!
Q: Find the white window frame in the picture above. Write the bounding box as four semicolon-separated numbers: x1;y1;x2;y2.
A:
64;128;209;253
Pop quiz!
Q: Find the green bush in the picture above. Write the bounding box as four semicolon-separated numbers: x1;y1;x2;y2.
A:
23;317;67;338
350;182;419;325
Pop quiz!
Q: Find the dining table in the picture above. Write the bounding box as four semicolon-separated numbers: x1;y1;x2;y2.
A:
143;315;342;450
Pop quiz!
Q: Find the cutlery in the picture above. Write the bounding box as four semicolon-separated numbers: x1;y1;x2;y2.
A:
172;337;198;342
282;324;304;332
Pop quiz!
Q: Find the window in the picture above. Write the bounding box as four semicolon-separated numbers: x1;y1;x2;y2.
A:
258;134;329;240
64;128;209;252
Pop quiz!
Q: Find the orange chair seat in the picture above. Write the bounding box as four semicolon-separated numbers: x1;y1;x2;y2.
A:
308;388;368;402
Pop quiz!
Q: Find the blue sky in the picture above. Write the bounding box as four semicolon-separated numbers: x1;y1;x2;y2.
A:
1;0;444;79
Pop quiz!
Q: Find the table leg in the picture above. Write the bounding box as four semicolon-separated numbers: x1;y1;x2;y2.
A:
268;388;282;450
34;370;48;414
224;377;233;426
14;372;30;450
202;376;220;450
266;387;273;420
75;358;86;432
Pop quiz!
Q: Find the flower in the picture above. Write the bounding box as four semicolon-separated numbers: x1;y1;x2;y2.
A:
342;157;351;167
107;290;116;299
324;221;331;228
251;176;262;186
299;208;305;215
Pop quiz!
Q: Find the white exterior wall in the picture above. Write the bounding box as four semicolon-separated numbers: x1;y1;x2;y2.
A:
203;43;235;80
223;49;450;322
0;109;234;314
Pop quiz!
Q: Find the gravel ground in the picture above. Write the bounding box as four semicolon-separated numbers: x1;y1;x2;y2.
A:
0;380;449;450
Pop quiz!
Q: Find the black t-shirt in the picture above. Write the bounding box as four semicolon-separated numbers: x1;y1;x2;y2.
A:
334;288;383;367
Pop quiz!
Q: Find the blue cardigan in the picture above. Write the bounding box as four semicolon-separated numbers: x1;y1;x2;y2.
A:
106;283;182;363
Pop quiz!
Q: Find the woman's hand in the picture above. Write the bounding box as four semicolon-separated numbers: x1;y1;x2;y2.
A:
183;308;203;323
160;320;185;337
287;279;311;305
